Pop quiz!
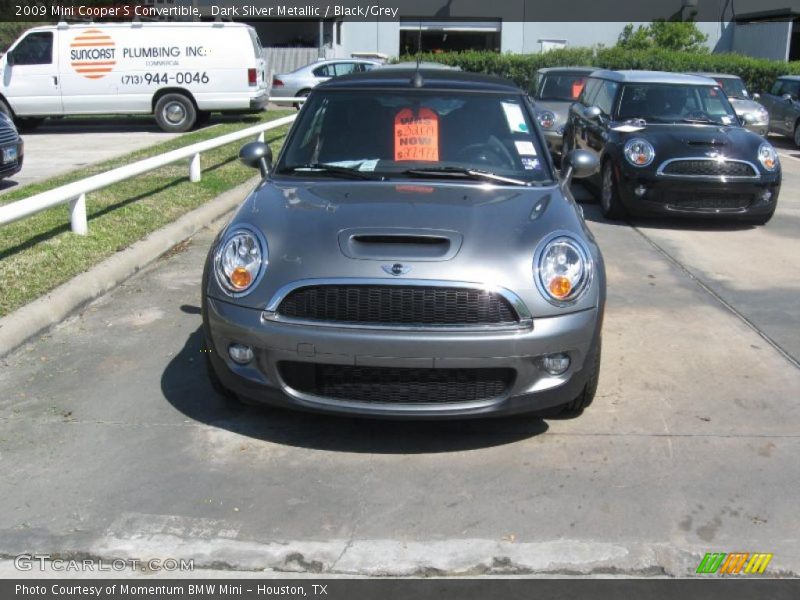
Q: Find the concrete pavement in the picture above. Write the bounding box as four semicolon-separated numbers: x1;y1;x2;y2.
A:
0;157;799;576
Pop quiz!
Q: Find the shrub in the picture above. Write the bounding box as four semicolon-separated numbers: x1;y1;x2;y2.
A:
402;49;800;95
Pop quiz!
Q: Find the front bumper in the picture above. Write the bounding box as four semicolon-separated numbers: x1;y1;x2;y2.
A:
204;296;601;418
615;164;780;219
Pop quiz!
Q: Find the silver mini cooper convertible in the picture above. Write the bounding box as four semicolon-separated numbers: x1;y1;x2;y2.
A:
202;69;605;419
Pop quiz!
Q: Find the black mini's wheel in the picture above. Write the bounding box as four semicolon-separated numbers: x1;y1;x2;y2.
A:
599;160;627;220
14;117;45;132
154;93;196;132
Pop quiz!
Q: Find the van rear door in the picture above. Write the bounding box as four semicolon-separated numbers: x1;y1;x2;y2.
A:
2;29;63;116
247;27;268;92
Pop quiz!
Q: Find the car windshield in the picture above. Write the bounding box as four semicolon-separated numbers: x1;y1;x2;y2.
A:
278;90;553;184
536;73;588;101
616;83;738;125
713;76;747;99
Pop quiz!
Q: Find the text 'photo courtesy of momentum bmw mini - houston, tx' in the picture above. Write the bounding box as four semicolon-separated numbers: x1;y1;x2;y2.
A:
202;68;605;419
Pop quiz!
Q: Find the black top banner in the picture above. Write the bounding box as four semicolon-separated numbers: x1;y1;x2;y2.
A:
0;0;797;22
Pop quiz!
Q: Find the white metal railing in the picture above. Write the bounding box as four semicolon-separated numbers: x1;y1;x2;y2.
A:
0;114;297;235
269;97;307;104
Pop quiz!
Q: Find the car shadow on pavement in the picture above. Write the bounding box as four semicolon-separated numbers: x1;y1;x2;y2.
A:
580;202;758;232
161;327;549;454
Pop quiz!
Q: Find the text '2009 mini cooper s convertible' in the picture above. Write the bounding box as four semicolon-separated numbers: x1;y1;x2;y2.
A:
202;69;606;419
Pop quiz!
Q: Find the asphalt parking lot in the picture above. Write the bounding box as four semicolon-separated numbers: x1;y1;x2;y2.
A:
0;138;798;576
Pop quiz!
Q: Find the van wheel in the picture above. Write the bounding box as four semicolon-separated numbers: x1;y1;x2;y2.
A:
15;117;45;132
154;93;196;133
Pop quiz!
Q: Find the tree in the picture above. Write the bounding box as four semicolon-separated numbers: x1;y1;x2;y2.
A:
617;20;709;53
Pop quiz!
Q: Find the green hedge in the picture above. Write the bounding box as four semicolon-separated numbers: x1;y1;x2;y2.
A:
403;48;800;95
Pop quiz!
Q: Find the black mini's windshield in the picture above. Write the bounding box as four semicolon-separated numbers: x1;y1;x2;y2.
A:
616;83;738;125
536;73;588;101
278;90;553;184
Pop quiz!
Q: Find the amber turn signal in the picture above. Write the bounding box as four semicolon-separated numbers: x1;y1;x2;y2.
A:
548;276;572;299
230;266;252;289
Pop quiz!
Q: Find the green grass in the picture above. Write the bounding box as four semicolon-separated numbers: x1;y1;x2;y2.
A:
0;110;294;317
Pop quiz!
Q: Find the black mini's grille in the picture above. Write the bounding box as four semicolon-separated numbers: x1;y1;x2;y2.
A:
277;285;519;326
663;191;752;210
662;160;756;178
0;129;18;146
279;362;515;404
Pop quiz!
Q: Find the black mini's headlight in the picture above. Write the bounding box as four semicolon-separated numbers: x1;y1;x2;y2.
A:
624;138;655;167
757;142;779;172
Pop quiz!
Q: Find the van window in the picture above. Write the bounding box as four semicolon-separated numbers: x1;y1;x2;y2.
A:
247;29;262;59
11;32;53;65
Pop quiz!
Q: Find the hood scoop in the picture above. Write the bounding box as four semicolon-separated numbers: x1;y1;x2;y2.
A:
339;228;463;261
686;138;728;147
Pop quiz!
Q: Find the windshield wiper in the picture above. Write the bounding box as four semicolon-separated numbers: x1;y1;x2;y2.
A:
279;163;377;180
677;117;721;125
402;166;530;186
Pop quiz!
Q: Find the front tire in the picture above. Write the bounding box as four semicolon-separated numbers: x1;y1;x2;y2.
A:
600;160;627;220
154;93;196;133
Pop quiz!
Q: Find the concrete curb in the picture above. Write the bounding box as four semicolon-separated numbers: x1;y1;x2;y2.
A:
0;175;259;358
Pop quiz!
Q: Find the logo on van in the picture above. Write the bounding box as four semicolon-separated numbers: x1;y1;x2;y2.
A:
70;29;116;80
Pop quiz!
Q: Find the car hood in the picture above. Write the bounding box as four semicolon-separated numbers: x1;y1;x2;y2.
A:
729;98;766;116
534;100;572;124
614;122;763;157
207;179;602;318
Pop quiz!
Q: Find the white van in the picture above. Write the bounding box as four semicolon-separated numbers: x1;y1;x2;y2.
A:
0;21;269;132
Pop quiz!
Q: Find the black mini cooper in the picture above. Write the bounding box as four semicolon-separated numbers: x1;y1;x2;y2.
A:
563;71;781;224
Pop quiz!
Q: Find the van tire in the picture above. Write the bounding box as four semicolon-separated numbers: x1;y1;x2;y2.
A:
154;93;196;133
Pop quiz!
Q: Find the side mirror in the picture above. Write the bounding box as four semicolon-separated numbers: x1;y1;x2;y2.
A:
239;141;272;177
583;106;603;121
561;149;599;188
782;93;794;103
752;92;760;101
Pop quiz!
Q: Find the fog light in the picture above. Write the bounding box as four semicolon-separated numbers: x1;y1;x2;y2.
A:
542;353;570;375
760;189;773;203
634;185;647;197
228;343;254;364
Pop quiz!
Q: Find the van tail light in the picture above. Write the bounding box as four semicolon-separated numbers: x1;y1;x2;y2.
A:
248;68;257;86
272;77;284;87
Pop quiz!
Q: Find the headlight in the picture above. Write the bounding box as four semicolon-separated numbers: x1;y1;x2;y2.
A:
537;111;556;130
757;142;779;172
214;227;267;296
535;235;592;305
624;138;655;167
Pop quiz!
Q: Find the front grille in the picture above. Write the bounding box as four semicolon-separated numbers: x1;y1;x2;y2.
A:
663;191;752;210
277;285;519;326
279;362;515;404
0;129;18;146
661;159;756;178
